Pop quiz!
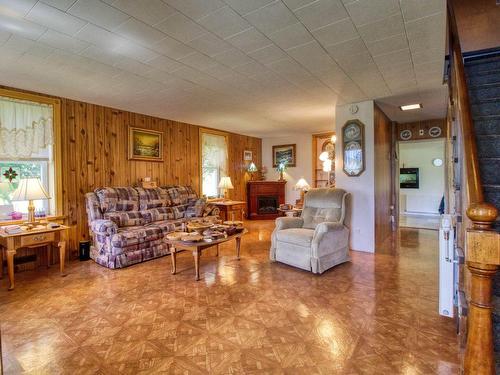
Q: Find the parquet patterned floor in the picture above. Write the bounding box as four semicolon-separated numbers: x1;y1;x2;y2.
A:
0;221;460;374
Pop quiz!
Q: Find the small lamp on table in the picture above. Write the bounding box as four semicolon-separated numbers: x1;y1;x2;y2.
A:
11;178;50;230
218;176;234;200
294;178;310;208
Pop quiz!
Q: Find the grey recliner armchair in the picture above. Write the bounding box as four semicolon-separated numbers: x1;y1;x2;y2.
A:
270;188;351;274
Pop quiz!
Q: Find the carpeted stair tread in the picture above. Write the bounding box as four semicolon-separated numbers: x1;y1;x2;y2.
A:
466;70;500;86
479;159;500;185
476;135;500;158
471;101;500;117
472;116;500;135
464;55;500;72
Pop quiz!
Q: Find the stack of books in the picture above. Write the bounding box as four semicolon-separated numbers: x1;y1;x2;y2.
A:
1;225;23;234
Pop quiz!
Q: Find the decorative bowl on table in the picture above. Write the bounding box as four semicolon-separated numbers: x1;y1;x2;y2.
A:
181;233;204;243
187;222;213;234
223;220;243;227
166;232;188;241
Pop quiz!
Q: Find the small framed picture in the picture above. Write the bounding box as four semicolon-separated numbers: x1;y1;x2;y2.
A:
128;127;163;161
272;144;296;167
243;150;253;161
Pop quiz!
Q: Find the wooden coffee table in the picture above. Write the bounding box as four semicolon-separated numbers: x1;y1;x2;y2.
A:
166;229;248;281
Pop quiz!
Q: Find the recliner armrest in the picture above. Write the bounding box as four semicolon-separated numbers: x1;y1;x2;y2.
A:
313;221;345;237
275;217;303;230
90;219;118;236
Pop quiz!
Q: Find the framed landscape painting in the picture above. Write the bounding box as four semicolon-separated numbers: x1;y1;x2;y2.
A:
272;144;296;167
128;127;163;161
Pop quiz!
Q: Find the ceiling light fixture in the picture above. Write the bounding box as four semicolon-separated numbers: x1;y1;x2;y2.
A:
399;103;423;111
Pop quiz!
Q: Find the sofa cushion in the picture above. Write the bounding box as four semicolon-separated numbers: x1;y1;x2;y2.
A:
185;198;206;218
95;187;139;212
276;228;314;247
111;226;162;248
136;187;169;210
104;211;144;227
162;185;198;206
142;206;175;222
150;220;182;234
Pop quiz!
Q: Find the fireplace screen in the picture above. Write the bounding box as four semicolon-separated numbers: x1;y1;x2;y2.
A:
257;196;278;214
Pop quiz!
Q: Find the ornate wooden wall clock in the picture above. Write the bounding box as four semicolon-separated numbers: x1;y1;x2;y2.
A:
342;119;365;177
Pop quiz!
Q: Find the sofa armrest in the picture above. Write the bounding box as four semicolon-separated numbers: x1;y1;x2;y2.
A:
90;219;118;236
275;217;304;230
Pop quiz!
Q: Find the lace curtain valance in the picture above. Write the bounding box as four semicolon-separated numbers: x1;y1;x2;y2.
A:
0;96;53;158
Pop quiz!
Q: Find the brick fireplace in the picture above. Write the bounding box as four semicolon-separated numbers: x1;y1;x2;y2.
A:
247;181;286;220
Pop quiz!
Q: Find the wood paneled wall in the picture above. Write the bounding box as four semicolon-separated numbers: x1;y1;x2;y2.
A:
397;119;446;141
374;104;393;250
2;86;261;254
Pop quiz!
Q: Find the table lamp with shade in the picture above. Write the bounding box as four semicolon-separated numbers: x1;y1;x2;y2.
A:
11;178;50;229
294;178;310;208
218;176;234;200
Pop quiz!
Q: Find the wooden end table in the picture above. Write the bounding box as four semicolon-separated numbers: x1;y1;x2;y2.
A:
0;225;69;290
211;200;246;221
166;229;248;281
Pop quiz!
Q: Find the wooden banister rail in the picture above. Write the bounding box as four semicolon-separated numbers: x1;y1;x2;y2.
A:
447;2;500;374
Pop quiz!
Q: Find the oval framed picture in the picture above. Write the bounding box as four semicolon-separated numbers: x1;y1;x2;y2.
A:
429;126;442;138
400;129;412;141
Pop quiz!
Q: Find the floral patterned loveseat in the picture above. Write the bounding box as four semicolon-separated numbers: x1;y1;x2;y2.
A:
85;185;219;269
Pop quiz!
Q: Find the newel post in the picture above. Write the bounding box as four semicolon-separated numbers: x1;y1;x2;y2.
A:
464;202;498;375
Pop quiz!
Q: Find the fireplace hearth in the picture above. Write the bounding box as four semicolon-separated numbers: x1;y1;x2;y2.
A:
247;181;286;220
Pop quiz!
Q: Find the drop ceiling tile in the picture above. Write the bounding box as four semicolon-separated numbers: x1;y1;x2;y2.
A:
358;13;404;43
324;37;367;60
145;54;183;72
406;12;445;52
212;48;253;67
248;44;287;65
0;0;37;16
114;41;159;62
80;45;119;66
163;0;225;20
110;0;176;25
114;56;155;76
225;27;271;53
282;0;316;11
114;18;166;46
267;22;313;50
26;2;87;35
26;43;55;58
152;36;195;60
2;34;35;53
400;0;444;22
178;51;218;71
0;30;10;44
142;68;177;84
68;0;130;30
203;63;234;79
244;1;297;35
39;29;90;53
336;50;376;73
187;33;232;57
287;41;338;74
233;60;266;77
268;58;316;84
366;33;408;56
155;12;206;43
312;18;357;47
75;23;127;50
345;0;399;26
373;48;411;68
411;47;444;66
40;0;79;11
294;0;348;31
223;0;274;15
198;6;250;39
0;14;47;40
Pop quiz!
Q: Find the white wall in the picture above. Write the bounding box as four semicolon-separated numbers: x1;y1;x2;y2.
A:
399;139;445;215
262;135;313;204
335;101;375;253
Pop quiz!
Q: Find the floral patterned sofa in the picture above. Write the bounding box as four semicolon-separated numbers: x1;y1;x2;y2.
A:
85;185;219;269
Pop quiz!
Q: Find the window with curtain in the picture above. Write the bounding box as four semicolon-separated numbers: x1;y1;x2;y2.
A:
0;96;55;219
201;131;228;198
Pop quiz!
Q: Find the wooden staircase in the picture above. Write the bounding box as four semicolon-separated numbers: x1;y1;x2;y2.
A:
447;2;500;374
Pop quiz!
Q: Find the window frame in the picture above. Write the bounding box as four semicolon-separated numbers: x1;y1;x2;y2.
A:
0;88;62;218
199;128;229;198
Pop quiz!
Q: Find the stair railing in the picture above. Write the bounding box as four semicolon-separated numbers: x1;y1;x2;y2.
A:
447;2;499;374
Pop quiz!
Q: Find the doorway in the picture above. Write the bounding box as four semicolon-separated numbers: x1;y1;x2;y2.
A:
397;139;446;230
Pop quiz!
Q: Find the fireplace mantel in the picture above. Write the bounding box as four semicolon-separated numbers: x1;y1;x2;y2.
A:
247;181;286;220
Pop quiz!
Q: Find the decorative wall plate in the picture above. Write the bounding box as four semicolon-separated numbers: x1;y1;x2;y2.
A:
429;126;442;137
432;158;443;167
400;129;412;140
342;120;365;177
